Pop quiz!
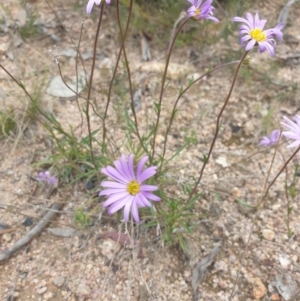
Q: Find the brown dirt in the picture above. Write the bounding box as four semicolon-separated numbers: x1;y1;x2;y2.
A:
1;0;300;300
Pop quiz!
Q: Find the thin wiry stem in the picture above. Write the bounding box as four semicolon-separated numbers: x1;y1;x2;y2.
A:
115;0;147;154
159;60;240;174
186;51;249;203
86;3;105;169
150;18;189;165
45;0;88;83
0;64;54;127
75;20;85;134
56;62;87;101
102;0;132;147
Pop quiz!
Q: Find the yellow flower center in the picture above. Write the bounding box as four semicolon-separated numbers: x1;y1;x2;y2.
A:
127;181;140;195
195;8;201;16
249;28;266;42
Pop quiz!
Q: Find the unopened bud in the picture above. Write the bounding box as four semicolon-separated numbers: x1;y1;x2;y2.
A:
243;56;252;65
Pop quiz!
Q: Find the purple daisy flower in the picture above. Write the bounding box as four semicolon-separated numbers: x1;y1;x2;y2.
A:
281;115;300;148
259;129;281;147
232;13;284;57
86;0;110;14
187;0;219;23
37;171;58;186
100;154;161;223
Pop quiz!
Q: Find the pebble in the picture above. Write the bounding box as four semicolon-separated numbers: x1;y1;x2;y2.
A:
3;233;12;242
252;277;267;300
53;276;65;287
76;283;91;296
36;286;47;295
270;293;281;301
23;217;33;227
262;229;275;241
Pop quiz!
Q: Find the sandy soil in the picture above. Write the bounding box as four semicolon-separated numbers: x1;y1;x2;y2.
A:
1;0;300;300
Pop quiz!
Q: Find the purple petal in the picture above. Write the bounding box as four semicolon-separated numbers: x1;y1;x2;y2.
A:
140;184;158;192
286;140;300;148
127;154;135;180
245;12;255;29
107;195;133;214
282;132;300;140
142;192;161;202
131;199;140;223
101;166;128;184
138;166;157;183
281;116;299;131
123;198;132;222
205;15;219;23
100;181;126;188
136;193;152;207
254;13;260;28
270;129;281;142
245;39;256;51
232;16;248;23
86;0;95;14
118;154;132;180
259;137;271;146
102;191;129;207
99;188;127;196
136;156;148;180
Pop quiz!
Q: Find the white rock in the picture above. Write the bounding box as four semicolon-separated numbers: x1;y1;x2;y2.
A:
262;229;275;241
279;256;291;270
3;233;12;242
215;156;230;168
53;276;65;287
46;72;86;98
36;286;47;295
76;283;91;296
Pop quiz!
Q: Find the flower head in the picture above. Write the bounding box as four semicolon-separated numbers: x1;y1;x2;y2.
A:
280;115;300;148
100;154;160;223
187;0;219;22
259;129;281;146
86;0;110;14
37;171;58;186
232;13;284;57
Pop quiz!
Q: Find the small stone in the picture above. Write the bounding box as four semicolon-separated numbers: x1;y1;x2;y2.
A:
76;283;91;296
279;256;291;270
271;293;281;301
232;187;241;197
3;233;12;242
262;229;275;241
252;277;267;300
36;286;47;295
44;292;54;300
0;223;10;230
215;156;230;168
0;35;10;53
23;217;33;227
229;255;236;263
99;239;121;260
155;134;165;145
53;276;65;287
